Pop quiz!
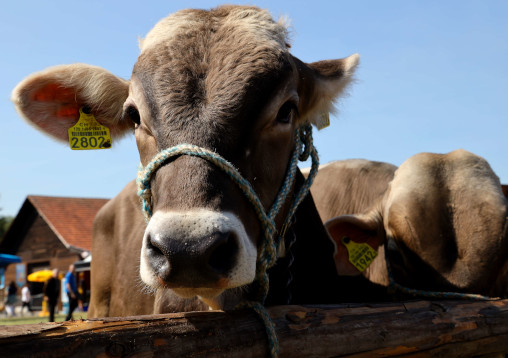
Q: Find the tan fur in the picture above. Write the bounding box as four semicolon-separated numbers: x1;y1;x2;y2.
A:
141;6;289;54
89;180;154;317
382;149;508;295
13;5;361;314
309;159;397;220
326;150;508;297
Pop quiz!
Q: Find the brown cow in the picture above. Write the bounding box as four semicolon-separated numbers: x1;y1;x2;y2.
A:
304;159;397;221
13;6;388;316
326;149;508;298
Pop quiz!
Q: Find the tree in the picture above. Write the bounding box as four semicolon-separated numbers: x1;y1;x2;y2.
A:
0;196;14;243
0;215;13;241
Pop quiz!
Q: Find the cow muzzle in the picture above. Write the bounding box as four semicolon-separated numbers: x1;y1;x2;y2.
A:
140;209;256;297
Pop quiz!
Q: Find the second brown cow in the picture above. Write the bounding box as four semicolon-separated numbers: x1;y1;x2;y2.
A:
326;150;508;298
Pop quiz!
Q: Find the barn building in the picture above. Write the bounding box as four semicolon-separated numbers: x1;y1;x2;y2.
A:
0;195;108;310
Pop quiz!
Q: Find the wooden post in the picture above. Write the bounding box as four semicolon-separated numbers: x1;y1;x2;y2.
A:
1;299;508;357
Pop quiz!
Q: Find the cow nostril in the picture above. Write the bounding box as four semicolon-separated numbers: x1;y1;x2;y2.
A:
144;233;175;282
208;233;238;275
146;233;165;258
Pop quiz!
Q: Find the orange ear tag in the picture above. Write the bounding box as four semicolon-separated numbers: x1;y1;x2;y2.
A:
68;107;112;150
341;237;378;272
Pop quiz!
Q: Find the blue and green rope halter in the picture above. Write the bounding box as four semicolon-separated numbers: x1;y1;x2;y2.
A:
137;124;319;358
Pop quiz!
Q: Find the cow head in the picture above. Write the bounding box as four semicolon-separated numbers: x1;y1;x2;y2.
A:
12;6;359;309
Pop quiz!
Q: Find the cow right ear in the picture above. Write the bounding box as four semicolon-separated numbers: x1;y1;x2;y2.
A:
12;63;132;142
325;214;383;276
294;53;359;129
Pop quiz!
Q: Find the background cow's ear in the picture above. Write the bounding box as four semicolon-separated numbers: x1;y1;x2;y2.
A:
12;64;132;142
325;214;382;276
295;53;359;128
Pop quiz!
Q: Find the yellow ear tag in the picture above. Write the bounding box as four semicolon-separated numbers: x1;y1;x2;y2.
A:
341;237;378;272
315;112;330;130
68;107;112;150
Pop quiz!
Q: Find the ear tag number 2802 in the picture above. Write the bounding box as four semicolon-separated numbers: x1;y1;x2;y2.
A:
68;107;112;150
341;237;378;272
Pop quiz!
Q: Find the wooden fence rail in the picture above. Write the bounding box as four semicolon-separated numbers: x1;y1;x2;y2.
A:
1;299;508;357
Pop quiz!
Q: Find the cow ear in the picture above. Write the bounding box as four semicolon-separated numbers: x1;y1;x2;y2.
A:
12;63;132;142
325;214;382;276
295;53;359;128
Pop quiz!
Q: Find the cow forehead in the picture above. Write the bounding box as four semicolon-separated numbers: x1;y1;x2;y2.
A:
135;5;291;95
131;6;294;147
139;6;290;54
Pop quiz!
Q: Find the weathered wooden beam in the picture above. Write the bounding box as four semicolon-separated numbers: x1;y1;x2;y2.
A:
1;299;508;357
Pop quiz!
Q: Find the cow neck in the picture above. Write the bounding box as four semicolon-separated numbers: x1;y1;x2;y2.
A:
265;173;347;305
137;124;319;358
384;242;499;301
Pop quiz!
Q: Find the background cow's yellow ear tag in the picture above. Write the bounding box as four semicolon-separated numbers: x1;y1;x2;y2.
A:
68;107;112;150
341;237;378;272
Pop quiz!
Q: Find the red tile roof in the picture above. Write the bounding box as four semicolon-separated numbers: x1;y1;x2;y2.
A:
27;195;110;252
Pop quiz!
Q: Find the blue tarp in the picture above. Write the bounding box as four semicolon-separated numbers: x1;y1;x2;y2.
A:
0;253;22;267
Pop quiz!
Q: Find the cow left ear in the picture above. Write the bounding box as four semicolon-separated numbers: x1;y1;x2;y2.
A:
12;63;132;142
325;214;383;276
294;53;359;128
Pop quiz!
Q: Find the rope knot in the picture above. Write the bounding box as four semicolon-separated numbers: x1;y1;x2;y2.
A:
297;124;313;161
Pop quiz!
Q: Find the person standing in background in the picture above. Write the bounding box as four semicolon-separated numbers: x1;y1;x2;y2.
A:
64;264;78;321
4;281;17;316
44;269;60;322
21;283;32;315
77;272;86;311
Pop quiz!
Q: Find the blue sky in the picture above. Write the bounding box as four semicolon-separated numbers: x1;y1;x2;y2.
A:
1;0;507;217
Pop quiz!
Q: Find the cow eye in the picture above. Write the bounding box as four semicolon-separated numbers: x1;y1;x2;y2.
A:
276;101;297;124
125;105;141;125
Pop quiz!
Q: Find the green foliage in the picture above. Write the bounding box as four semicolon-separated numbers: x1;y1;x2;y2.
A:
0;194;14;242
0;216;13;242
0;215;13;238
